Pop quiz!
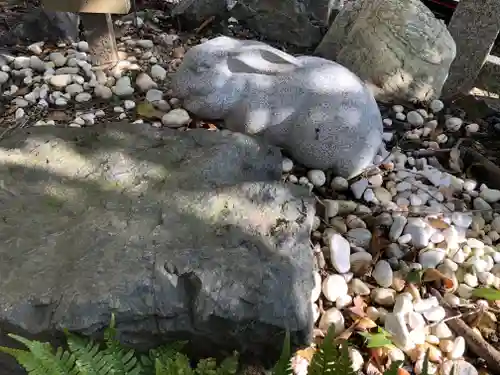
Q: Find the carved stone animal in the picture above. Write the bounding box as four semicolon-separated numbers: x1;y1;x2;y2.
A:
171;36;383;179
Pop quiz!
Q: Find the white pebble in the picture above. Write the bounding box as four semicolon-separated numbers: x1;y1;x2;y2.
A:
407;111;424;126
466;123;480;133
307;170;326;187
331;176;349;191
450;336;465;359
329;233;351;273
445;117;463;131
136;72;157;92
282;158;293;173
124;100;136;110
318;307;345;334
372;260;393;288
150;64;167;81
430;99;444;113
75;92;92;102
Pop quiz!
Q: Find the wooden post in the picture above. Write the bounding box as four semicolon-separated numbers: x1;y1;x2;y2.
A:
441;0;500;99
41;0;131;69
81;13;119;68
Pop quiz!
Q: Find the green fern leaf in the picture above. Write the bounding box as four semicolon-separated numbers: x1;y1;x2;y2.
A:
383;361;403;375
272;331;293;375
0;334;77;375
65;330;111;375
308;326;355;375
338;343;356;375
195;358;218;375
217;352;239;375
308;325;338;375
155;352;194;375
421;349;430;375
98;313;143;375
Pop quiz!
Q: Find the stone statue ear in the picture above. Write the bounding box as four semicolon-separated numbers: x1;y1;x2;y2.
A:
227;46;302;75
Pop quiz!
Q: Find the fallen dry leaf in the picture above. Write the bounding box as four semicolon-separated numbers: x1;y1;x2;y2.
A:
356;317;378;331
335;318;361;342
365;359;384;375
427;217;450;229
370;227;391;261
295;347;316;362
422;268;454;289
136;102;164;119
349;296;368;317
397;368;411;375
439;186;456;201
47;110;70;121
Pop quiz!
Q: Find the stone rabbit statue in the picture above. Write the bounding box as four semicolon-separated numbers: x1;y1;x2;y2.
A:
171;36;383;179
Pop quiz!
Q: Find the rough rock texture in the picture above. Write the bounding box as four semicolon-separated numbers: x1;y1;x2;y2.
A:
0;122;315;374
170;36;383;179
314;0;456;103
228;0;334;47
171;0;228;23
441;0;500;99
2;9;79;45
171;0;342;47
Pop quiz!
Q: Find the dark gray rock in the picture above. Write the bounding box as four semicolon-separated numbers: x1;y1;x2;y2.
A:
229;0;333;47
5;9;79;45
171;0;229;22
0;123;315;374
171;0;336;47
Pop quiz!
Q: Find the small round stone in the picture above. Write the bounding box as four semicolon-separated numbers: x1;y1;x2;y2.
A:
322;274;348;302
282;158;294;173
331;176;348;191
307;169;326;187
430;99;444;113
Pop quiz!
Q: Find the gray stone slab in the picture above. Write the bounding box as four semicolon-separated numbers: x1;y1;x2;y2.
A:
442;0;500;98
0;122;315;374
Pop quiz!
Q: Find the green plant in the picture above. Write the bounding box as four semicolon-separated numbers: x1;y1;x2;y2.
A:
0;313;239;375
0;315;429;375
273;325;430;375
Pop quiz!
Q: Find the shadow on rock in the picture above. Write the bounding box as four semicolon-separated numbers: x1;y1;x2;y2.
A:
0;122;315;374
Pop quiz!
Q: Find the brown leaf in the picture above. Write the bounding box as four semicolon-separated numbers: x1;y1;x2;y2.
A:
295;347;316;362
439;186;456;201
355;317;378;331
349;296;368;317
204;123;218;131
335;318;360;342
136;102;164;120
370;227;391;260
47;111;70;121
427;218;450;229
397;368;411;375
365;359;383;375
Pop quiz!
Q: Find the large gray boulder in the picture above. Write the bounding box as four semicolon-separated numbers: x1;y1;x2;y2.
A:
0;122;315;374
314;0;456;103
171;36;383;179
170;0;337;47
228;0;335;47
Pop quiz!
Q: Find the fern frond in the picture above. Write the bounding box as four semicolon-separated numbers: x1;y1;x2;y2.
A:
195;358;218;375
217;352;239;375
272;331;293;375
384;361;403;375
338;343;356;375
98;313;142;375
155;352;194;375
308;326;353;375
0;334;77;375
65;330;110;375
